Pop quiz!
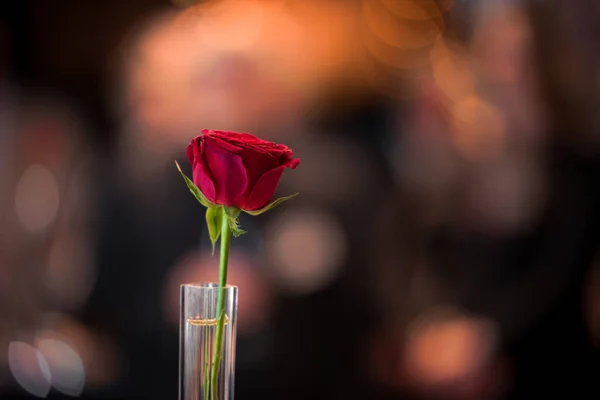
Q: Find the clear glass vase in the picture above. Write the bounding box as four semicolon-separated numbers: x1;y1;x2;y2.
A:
179;283;238;400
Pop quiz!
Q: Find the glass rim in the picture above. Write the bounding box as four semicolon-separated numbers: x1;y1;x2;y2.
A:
180;282;238;290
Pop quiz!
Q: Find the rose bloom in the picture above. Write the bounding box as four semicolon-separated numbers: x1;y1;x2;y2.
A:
186;129;300;210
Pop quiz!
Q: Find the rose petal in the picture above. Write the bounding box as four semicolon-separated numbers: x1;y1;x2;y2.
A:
212;130;266;145
187;137;218;203
186;143;194;164
204;140;248;205
283;157;300;169
193;160;217;203
241;151;279;184
206;135;244;154
186;137;202;164
243;165;285;210
211;130;290;153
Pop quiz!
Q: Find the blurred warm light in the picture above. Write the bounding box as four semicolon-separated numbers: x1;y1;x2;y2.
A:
123;0;357;137
364;31;430;71
450;95;506;162
165;250;271;333
369;308;505;399
127;12;199;134
363;0;443;50
468;0;545;144
253;0;358;100
46;235;95;311
404;307;497;387
430;37;475;105
471;1;530;85
361;0;447;99
36;336;85;396
14;164;60;233
265;208;346;295
381;0;453;21
192;0;265;52
8;341;52;398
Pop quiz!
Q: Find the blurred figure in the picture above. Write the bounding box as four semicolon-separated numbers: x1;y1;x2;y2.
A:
371;0;600;399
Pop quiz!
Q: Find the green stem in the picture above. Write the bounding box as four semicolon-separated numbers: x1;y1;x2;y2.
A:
210;213;231;400
203;329;210;400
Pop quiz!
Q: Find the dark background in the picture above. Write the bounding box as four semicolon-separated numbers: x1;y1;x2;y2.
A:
0;1;599;399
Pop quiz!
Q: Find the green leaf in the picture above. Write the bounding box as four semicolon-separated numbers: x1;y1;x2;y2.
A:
206;206;223;255
174;160;216;208
224;206;246;237
243;193;299;216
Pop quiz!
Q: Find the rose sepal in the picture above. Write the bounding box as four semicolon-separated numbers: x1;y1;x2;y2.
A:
205;206;223;255
243;193;299;216
224;206;247;238
175;160;218;208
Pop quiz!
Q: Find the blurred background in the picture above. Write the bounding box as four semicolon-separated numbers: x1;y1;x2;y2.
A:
0;0;599;399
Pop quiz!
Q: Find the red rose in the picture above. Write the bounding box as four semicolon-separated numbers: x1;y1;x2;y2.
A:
186;129;300;211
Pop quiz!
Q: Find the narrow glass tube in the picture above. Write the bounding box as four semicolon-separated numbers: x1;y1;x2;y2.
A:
179;283;238;400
